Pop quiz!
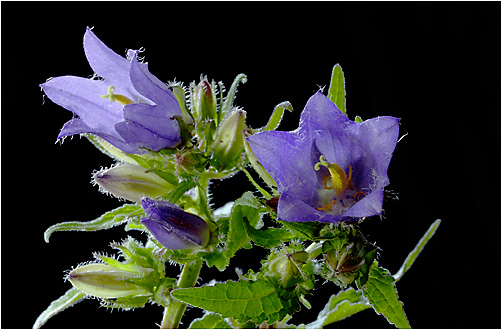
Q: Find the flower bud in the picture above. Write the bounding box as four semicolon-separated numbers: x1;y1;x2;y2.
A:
141;198;210;250
266;249;313;289
67;263;151;299
193;78;217;123
211;108;247;170
93;164;173;203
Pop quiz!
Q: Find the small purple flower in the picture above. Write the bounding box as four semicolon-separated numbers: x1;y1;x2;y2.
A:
247;91;399;224
141;198;210;250
41;28;182;154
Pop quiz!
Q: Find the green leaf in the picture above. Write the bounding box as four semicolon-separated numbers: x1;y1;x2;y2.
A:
277;220;325;240
362;261;410;328
263;101;293;131
189;312;232;329
327;64;346;114
44;204;141;243
306;287;371;328
225;192;263;258
33;287;86;329
394;219;441;282
172;279;290;324
243;217;294;248
166;179;196;204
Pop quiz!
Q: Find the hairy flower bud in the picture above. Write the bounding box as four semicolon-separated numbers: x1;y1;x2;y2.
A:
67;263;151;299
193;78;217;123
141;198;210;250
211;108;247;170
93;164;173;203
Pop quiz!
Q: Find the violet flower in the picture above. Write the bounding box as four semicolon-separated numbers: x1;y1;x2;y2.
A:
40;28;181;154
141;198;209;250
247;91;399;224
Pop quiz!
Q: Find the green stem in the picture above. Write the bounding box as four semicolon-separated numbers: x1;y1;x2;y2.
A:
160;259;203;328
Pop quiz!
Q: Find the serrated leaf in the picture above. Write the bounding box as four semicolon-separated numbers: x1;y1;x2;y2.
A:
263;101;293;131
363;261;410;328
394;219;441;282
44;204;141;243
189;312;232;329
327;64;346;114
225;192;262;258
243;217;294;248
172;279;290;324
305;287;371;328
33;287;86;329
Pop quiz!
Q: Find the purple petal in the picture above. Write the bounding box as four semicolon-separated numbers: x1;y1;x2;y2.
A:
343;188;384;218
129;53;181;116
41;76;123;136
278;192;339;223
247;130;320;205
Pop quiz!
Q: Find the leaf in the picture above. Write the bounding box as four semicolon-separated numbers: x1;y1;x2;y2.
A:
394;219;441;282
44;204;141;243
263;101;294;131
172;279;291;324
243;217;295;248
225;192;263;258
362;261;410;328
33;287;86;329
327;64;346;114
306;287;371;328
189;312;232;329
277;220;325;240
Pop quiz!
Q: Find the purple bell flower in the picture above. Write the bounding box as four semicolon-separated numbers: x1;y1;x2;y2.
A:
247;91;400;224
141;198;210;250
40;27;182;154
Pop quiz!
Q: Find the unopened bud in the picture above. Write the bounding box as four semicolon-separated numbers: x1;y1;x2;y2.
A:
141;198;210;250
67;263;151;299
211;108;247;170
268;251;310;289
93;165;173;203
193;78;217;123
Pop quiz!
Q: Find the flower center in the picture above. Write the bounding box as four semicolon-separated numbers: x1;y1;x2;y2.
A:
314;155;366;213
101;86;134;106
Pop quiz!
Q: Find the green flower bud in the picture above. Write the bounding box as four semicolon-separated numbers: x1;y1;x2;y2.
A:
267;249;311;289
192;77;217;123
93;164;173;203
211;108;247;170
67;263;151;299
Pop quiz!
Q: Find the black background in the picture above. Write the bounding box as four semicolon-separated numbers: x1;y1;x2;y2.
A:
2;2;500;329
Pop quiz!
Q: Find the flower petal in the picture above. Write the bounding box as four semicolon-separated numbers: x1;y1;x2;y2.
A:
247;130;320;204
343;188;384;218
278;192;340;223
41;76;123;136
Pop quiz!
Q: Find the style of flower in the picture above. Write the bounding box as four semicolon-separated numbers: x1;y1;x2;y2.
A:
40;27;182;154
141;198;210;250
247;91;400;224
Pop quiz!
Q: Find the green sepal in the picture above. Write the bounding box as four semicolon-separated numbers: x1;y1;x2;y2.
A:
327;64;346;115
243;216;294;248
277;220;326;241
189;312;232;329
263;101;293;131
225;192;264;258
394;219;441;281
362;261;410;328
33;287;86;329
354;115;363;123
172;279;296;324
101;294;151;310
44;204;142;243
305;287;371;328
220;74;247;121
126;153;179;186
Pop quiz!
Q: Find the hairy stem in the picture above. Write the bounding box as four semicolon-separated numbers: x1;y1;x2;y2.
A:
161;259;203;328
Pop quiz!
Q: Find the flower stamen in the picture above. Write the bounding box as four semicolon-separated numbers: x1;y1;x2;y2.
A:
315;155;352;195
101;86;134;106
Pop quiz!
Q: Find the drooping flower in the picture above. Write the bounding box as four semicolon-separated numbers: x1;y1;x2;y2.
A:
40;27;182;154
246;91;399;224
141;198;209;250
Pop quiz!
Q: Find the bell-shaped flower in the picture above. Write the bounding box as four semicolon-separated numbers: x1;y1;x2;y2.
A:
40;27;182;154
246;91;399;224
141;198;210;250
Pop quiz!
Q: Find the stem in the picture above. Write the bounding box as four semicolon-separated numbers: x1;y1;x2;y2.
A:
160;259;203;329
